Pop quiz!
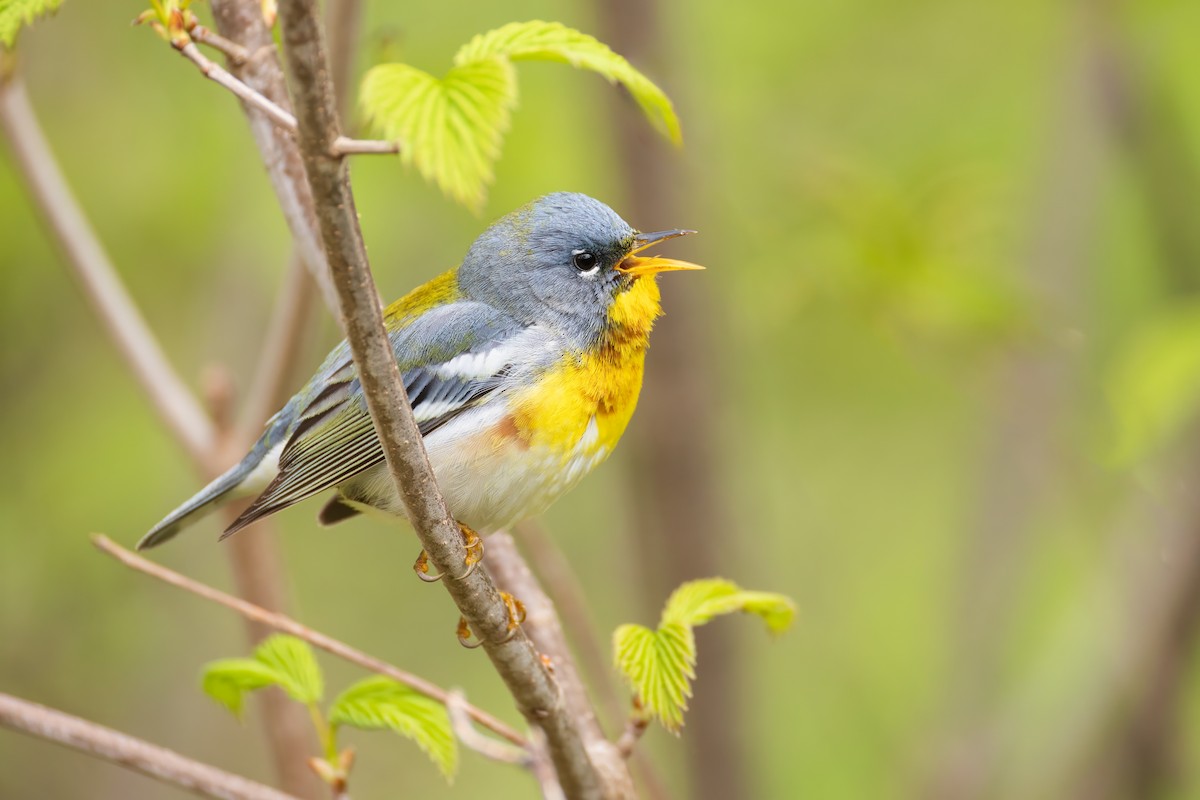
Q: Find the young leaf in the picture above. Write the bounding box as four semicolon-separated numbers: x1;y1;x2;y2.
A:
1107;301;1200;464
453;20;681;145
361;58;516;211
614;578;796;732
201;658;289;718
252;634;324;705
663;577;796;634
0;0;64;47
329;676;457;781
613;622;695;733
359;19;680;211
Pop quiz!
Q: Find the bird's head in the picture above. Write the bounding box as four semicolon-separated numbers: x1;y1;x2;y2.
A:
458;193;701;341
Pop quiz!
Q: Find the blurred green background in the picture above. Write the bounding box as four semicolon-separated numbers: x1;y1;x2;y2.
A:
5;0;1200;798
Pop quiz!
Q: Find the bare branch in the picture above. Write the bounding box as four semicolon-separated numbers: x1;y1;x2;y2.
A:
177;41;299;131
615;715;649;760
91;534;527;749
0;692;300;800
190;24;251;65
272;2;624;795
485;533;635;797
0;74;215;465
514;521;625;728
207;0;330;314
174;41;397;157
446;691;530;766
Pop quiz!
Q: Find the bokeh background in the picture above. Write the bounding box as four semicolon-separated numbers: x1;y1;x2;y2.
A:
4;0;1200;798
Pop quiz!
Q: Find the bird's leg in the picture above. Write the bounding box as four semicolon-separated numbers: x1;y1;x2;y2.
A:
412;521;486;583
457;591;526;649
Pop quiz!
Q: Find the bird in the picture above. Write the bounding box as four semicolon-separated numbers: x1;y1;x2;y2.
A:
137;192;701;564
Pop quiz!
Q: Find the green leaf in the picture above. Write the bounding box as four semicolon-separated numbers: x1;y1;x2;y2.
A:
613;622;695;733
0;0;64;47
201;658;288;718
663;578;796;634
329;676;457;781
200;635;324;719
361;58;516;211
453;20;681;145
1107;301;1200;464
614;578;796;732
253;634;324;705
359;19;680;211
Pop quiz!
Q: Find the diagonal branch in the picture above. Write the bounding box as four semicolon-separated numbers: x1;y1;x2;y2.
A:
174;40;397;157
0;74;215;466
485;533;634;795
0;692;301;800
92;534;527;749
272;2;628;796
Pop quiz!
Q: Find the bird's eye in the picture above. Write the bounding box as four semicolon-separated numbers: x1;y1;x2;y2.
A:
572;250;599;274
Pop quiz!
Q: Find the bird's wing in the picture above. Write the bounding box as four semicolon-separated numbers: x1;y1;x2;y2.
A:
222;300;527;536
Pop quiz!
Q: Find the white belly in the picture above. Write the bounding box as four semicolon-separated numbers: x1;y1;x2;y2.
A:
338;403;609;533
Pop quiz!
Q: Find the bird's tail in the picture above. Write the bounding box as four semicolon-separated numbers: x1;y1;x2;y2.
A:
136;437;278;550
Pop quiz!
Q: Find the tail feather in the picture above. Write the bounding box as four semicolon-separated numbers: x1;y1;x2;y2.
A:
137;440;277;550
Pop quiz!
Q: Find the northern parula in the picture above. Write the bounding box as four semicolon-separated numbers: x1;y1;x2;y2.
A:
137;192;701;551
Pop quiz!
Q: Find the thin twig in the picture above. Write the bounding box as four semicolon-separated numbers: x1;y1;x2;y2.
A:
273;1;621;796
177;41;299;130
191;24;251;65
615;715;649;759
0;692;300;800
0;74;215;466
91;534;527;749
446;691;530;766
174;41;397;156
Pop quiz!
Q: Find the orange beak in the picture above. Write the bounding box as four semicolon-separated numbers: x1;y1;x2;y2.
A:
617;229;704;277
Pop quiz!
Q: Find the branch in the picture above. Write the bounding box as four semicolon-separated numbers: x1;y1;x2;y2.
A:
446;691;530;766
514;521;625;728
191;24;251;65
0;692;300;800
615;714;649;760
272;2;622;796
173;40;397;157
92;534;526;749
0;74;215;466
485;533;635;796
207;0;333;314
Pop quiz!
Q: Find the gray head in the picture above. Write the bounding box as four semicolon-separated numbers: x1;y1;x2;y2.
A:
457;192;698;342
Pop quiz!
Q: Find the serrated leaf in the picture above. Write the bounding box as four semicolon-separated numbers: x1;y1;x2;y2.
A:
201;658;288;718
613;622;696;733
1107;301;1200;464
360;19;680;211
361;57;515;211
454;20;680;145
329;676;457;781
615;578;795;733
662;578;796;634
0;0;64;47
252;634;324;705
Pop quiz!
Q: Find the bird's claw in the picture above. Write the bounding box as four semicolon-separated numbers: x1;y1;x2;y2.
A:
412;523;486;583
412;549;444;582
456;591;526;649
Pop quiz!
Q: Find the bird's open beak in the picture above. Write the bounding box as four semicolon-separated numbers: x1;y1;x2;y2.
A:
617;229;704;277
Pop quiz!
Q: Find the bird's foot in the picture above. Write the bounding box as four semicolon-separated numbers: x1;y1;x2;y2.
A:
457;591;526;649
412;522;485;583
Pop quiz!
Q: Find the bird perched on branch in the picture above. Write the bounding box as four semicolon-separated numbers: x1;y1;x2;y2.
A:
138;192;701;575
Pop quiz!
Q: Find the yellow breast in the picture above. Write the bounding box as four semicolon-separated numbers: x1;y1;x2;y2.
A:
508;277;663;456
